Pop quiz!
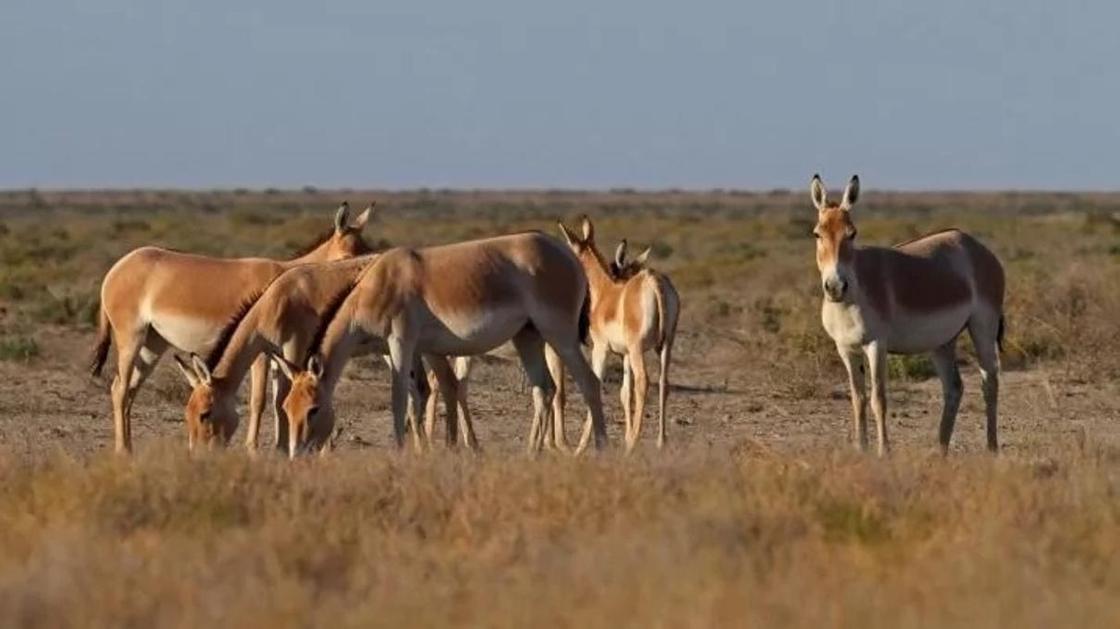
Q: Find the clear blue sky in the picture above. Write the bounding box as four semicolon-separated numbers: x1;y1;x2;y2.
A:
1;1;1116;190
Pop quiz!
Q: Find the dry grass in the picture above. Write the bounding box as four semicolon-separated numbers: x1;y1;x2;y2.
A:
3;189;1120;626
1;440;1119;628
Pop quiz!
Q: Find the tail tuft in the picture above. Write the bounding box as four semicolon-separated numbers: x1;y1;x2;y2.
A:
578;289;591;346
89;306;111;377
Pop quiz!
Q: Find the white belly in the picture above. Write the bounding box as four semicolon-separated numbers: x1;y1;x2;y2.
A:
148;312;222;354
418;305;529;356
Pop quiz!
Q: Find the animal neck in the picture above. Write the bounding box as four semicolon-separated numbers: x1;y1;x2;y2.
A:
212;309;270;394
580;251;621;303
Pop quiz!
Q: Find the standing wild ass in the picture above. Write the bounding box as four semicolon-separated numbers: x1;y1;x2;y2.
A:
172;255;474;455
810;174;1005;455
279;232;609;455
557;217;680;451
90;203;374;454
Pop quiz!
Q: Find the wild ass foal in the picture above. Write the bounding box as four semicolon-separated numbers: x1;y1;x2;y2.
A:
280;232;609;455
557;217;680;451
173;255;474;456
90;203;374;454
810;175;1005;455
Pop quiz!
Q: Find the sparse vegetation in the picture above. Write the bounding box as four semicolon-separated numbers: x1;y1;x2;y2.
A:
2;188;1120;626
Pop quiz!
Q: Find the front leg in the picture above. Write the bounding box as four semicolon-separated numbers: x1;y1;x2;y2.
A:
246;356;268;452
864;341;889;457
836;345;867;451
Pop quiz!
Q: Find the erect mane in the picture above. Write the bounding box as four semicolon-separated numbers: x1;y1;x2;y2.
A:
306;279;360;363
205;289;268;370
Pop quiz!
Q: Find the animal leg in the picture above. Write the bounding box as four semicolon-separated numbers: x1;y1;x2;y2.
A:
624;346;649;453
969;316;1002;453
512;328;556;456
864;341;889;457
930;342;963;454
836;346;868;451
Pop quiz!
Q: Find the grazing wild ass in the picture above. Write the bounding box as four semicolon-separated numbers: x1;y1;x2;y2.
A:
557;217;680;451
90;202;374;454
172;255;474;455
279;231;609;455
810;174;1005;455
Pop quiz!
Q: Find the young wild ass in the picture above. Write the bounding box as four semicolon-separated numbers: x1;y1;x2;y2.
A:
90;203;374;454
557;217;680;452
172;255;474;455
279;232;609;455
810;174;1005;455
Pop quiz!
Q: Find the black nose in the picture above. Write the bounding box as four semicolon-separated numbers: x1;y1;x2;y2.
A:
825;278;848;300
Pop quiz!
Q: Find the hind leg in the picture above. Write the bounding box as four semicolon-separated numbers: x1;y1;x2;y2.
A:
930;342;963;454
543;346;569;452
244;356;268;451
624;345;649;453
110;328;147;454
968;315;1001;452
657;338;673;449
512;328;556;455
124;333;168;418
269;362;292;454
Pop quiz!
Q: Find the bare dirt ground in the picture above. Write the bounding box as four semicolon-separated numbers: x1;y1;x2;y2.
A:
4;189;1120;627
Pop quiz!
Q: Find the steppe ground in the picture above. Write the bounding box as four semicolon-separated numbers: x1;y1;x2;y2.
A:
1;188;1120;627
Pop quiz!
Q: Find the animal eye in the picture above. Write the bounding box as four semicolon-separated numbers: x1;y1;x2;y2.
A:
308;406;320;418
200;411;211;422
811;230;821;239
847;228;858;240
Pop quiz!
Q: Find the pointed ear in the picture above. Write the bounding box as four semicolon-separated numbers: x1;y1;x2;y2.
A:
840;175;860;211
351;201;375;231
634;246;652;265
334;201;351;233
580;215;594;242
190;353;212;386
307;354;324;380
271;354;297;380
614;239;628;269
557;221;580;246
810;174;827;212
173;354;200;388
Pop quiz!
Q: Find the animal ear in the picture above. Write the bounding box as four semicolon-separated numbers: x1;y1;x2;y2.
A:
557;221;580;246
334;201;351;233
614;239;628;269
810;174;828;212
271;354;297;380
840;175;860;211
173;354;200;388
634;246;652;265
190;353;212;386
351;201;376;231
580;215;594;242
307;354;324;380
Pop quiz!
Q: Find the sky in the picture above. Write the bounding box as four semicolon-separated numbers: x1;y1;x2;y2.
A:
1;0;1117;190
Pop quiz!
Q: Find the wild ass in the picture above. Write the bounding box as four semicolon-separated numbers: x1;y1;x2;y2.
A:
171;255;475;455
810;174;1005;455
279;232;608;455
557;217;680;451
90;203;374;454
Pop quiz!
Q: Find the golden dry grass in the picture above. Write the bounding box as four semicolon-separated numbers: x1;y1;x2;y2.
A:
3;189;1120;626
2;440;1119;628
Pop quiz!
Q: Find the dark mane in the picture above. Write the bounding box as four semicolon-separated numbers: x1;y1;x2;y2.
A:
205;289;267;370
306;280;360;362
289;229;335;259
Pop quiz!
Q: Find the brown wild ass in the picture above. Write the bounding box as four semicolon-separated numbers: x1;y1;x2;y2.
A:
172;255;475;455
810;174;1005;455
279;232;609;455
90;203;374;454
557;218;680;452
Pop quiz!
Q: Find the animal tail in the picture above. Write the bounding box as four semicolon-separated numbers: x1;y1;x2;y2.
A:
89;304;111;377
652;274;668;352
578;289;591;346
997;315;1005;353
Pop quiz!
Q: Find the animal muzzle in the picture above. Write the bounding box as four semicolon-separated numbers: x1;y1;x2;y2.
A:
823;276;848;302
